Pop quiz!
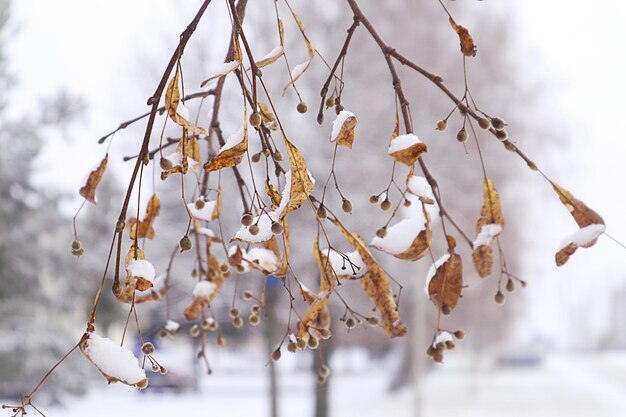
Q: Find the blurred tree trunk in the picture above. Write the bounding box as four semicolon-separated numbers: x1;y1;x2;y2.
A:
314;340;332;417
266;277;280;417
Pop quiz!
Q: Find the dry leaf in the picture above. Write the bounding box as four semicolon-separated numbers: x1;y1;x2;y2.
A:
127;194;161;240
313;235;336;294
555;223;606;266
165;68;209;135
472;178;504;277
427;246;463;313
371;208;431;261
330;111;358;149
472;244;494;278
80;154;108;204
449;17;477;57
161;135;202;180
552;182;604;229
330;218;407;337
477;178;504;232
282;12;315;95
184;256;224;320
273;219;290;277
204;126;248;172
388;132;427;166
296;286;330;341
200;60;241;86
281;139;314;218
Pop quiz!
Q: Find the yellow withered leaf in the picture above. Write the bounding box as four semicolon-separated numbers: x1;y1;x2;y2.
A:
259;102;278;131
255;20;285;69
124;244;145;266
282;12;315;95
204;126;248;172
80;154;108;204
201;60;241;86
388;132;427;166
555;223;606;267
165;68;209;136
281;139;314;218
265;179;282;209
371;208;431;261
331;111;358;149
330;218;407;338
472;178;504;278
273;219;290;277
127;194;161;240
160;134;202;180
477;178;504;232
449;17;477;57
296;287;330;340
313;235;336;294
551;182;604;229
472;244;494;278
427;248;463;313
184;256;224;320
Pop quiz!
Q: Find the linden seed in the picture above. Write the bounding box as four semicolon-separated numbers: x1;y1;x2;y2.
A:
520;280;528;288
137;378;149;390
307;336;319;350
296;338;307;350
141;342;155;355
495;129;508;141
243;290;253;300
504;142;516;152
376;227;387;239
115;220;125;232
433;351;444;363
403;199;412;208
445;340;455;350
319;328;332;339
208;321;219;331
271;221;284;235
249;314;260;326
319;365;330;378
491;117;506;131
71;240;82;251
453;329;465;340
251;152;262;163
296;101;308;114
436;119;447;131
345;317;356;329
494;290;506;305
426;345;437;358
235;264;245;273
342;199;353;213
200;319;211;330
249;112;262;128
505;278;515;292
241;213;254;226
160;158;173;170
456;128;468;143
478;117;491;130
273;150;284;162
190;325;200;337
380;199;392;211
152;363;160;372
217;336;226;346
263;148;271;157
335;104;344;114
369;195;379;204
367;316;379;326
159;366;168;375
271;348;282;361
287;341;297;353
317;375;327;385
229;308;240;319
72;247;85;257
179;236;192;252
194;199;205;210
325;97;335;108
435;342;446;352
317;206;327;219
220;263;230;273
233;317;244;329
251;304;261;314
248;224;260;236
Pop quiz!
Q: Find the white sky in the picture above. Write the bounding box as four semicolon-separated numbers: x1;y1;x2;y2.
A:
5;0;626;349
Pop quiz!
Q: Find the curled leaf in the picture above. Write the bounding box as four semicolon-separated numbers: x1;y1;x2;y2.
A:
296;286;330;341
388;133;427;166
165;68;209;135
127;194;161;240
330;110;358;149
204;126;247;172
426;248;463;313
449;17;477;57
283;140;315;218
200;60;241;86
552;182;604;228
371;209;431;261
80;154;108;204
556;223;606;266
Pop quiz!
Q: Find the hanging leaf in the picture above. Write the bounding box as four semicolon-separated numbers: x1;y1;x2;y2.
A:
282;12;316;95
296;286;330;341
200;60;241;86
477;178;504;231
371;208;431;261
330;110;358;149
79;154;108;204
551;182;604;228
184;256;224;321
313;235;336;294
449;17;477;57
204;126;248;172
388;133;427;166
127;194;161;240
161;135;202;179
330;218;407;337
273;219;290;277
165;68;209;135
472;244;494;278
282;139;315;218
555;223;606;266
471;178;504;277
427;239;463;313
254;19;285;68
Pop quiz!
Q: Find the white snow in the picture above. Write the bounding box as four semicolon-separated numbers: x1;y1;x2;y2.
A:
204;60;241;83
560;223;605;249
126;259;155;282
433;331;454;347
407;175;434;200
327;249;367;278
246;247;279;272
290;61;309;80
370;218;428;255
82;333;146;385
330;110;356;143
193;280;217;299
187;200;218;222
473;223;503;247
164;320;180;333
217;127;245;154
195;227;215;237
258;45;283;62
388;133;423;154
163;152;199;173
424;253;450;297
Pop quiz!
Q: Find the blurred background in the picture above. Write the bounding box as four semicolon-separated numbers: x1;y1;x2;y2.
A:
1;0;626;416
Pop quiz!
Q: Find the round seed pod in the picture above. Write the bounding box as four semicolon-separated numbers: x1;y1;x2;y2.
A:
296;101;308;114
160;158;173;170
273;150;284;162
220;264;230;273
319;365;331;378
445;340;455;350
271;221;284;235
249;112;262;128
208;320;219;331
271;348;282;361
249;314;260;326
319;328;332;339
71;240;82;251
403;199;412;208
200;319;211;330
72;247;85;257
436;120;447;131
115;220;125;232
248;224;260;236
233;317;244;329
441;304;451;315
235;264;245;273
325;97;335;108
189;325;200;337
287;341;297;353
307;336;319;350
369;195;379;204
367;316;379;326
229;308;240;319
376;227;387;239
335;104;344;114
137;379;149;390
491;117;506;131
159;366;168;375
494;290;505;305
435;342;446;352
432;351;444;363
456;128;468;143
296;338;307;350
251;304;261;314
453;329;465;340
242;290;253;300
317;375;327;385
241;213;254;226
478;117;491;130
251;152;262;163
141;342;155;355
380;199;392;211
194;199;205;210
317;206;327;219
342;199;353;213
217;336;226;346
495;129;508;141
152;363;160;372
345;317;356;329
179;236;192;252
505;278;515;292
426;345;437;358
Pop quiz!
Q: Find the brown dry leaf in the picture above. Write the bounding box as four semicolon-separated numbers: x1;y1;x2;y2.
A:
273;219;290;277
204;126;248;172
124;245;145;266
212;189;222;220
313;235;336;294
281;139;314;219
551;182;604;228
556;243;578;267
228;245;244;268
258;102;279;131
428;247;463;313
265;179;282;209
127;194;161;240
332;112;358;149
296;287;330;340
160;134;202;180
80;154;108;204
449;17;477;57
330;218;407;337
477;178;504;232
281;12;316;95
388;131;428;166
372;208;432;261
255;21;284;68
472;244;494;278
165;68;209;135
184;256;224;321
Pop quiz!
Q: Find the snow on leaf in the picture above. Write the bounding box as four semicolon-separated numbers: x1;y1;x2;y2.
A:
127;194;161;240
256;45;284;68
283;140;315;219
161;135;202;179
79;154;108;204
552;182;604;229
472;223;502;278
165;68;209;136
187;199;218;222
296;285;330;341
330;110;358;149
427;246;463;313
370;211;431;261
204;126;248;172
245;247;279;274
281;12;315;95
556;223;606;266
126;259;155;291
80;333;147;388
406;171;435;204
388;133;427;166
200;60;241;86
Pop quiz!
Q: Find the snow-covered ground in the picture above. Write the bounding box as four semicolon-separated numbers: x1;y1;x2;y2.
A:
4;349;626;417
